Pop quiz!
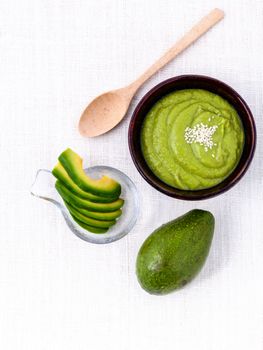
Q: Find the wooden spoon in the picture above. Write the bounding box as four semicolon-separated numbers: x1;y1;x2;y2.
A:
79;8;224;137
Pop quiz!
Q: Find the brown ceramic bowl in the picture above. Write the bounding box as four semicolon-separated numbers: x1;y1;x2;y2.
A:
128;75;256;200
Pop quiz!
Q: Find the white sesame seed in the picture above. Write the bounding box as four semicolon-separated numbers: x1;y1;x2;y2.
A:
184;123;218;150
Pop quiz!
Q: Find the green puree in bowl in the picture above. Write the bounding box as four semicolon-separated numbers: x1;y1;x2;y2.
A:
141;89;245;190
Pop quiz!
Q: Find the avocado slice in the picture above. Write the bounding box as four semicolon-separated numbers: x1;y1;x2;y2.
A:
65;202;116;229
68;201;122;221
58;148;121;197
55;181;124;212
73;217;108;234
52;162;118;203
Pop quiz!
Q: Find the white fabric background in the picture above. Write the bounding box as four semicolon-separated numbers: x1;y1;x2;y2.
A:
0;1;262;349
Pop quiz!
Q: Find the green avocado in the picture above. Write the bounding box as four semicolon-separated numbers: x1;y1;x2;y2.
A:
68;202;122;221
65;203;116;229
73;217;108;234
52;162;118;203
58;148;121;197
136;209;214;295
55;181;124;213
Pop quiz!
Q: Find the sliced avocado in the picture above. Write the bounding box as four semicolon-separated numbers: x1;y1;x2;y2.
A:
55;181;124;212
52;162;118;203
73;217;108;234
68;201;122;221
65;202;116;229
58;148;121;197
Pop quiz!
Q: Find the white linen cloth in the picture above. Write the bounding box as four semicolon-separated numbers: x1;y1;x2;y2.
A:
0;1;262;349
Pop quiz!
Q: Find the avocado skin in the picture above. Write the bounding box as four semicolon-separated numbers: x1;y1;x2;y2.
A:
136;210;215;295
68;202;122;221
65;202;116;229
59;148;121;197
72;217;108;234
55;180;124;213
52;162;118;203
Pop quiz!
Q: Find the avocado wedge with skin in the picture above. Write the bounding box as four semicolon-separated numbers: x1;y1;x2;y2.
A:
55;181;124;212
52;162;118;203
65;202;116;229
68;201;122;221
73;216;108;234
136;209;214;295
59;148;121;197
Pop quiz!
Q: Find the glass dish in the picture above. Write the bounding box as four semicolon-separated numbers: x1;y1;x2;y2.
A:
31;166;139;244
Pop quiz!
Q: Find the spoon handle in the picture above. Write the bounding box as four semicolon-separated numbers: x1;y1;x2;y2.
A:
128;8;224;94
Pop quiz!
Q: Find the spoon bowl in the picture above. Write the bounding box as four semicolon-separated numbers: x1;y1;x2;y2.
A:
79;89;131;137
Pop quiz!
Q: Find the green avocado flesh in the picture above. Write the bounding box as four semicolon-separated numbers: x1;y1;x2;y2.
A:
55;181;124;213
59;148;121;197
68;202;122;221
136;209;215;295
72;217;108;234
53;149;124;234
65;203;116;229
141;89;244;190
52;162;118;203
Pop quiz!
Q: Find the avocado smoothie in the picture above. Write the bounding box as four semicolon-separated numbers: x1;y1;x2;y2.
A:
141;89;244;190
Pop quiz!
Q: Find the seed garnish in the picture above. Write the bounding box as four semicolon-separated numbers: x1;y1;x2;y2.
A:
184;123;218;152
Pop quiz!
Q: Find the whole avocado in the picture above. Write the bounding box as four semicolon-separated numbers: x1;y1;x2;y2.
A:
136;209;215;295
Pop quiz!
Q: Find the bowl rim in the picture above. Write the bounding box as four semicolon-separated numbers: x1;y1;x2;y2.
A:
128;74;256;200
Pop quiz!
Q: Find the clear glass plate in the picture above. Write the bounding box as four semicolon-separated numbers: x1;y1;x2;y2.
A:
30;166;140;244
